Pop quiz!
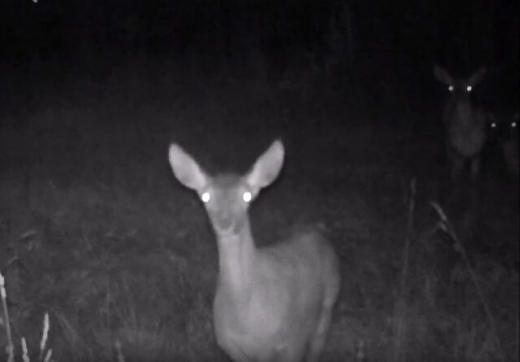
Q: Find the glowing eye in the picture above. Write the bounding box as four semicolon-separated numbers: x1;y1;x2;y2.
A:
201;192;211;203
491;122;497;128
242;192;252;203
448;86;454;92
511;122;517;128
466;85;472;92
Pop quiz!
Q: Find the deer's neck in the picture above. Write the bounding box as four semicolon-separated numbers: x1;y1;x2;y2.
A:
215;220;256;301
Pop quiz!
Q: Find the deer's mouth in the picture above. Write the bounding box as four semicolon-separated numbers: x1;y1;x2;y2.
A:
216;229;237;238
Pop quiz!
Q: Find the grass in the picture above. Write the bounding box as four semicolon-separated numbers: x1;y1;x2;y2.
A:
0;55;518;361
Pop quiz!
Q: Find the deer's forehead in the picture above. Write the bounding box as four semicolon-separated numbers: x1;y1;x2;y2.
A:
211;174;246;191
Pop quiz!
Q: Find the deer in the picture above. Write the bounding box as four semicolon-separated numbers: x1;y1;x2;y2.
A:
168;139;341;362
489;111;519;178
434;65;489;184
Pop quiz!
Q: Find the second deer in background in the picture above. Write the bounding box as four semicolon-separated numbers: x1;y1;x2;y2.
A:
489;111;519;179
434;65;489;184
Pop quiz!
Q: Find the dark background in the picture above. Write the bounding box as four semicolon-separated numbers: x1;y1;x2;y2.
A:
1;0;518;80
1;0;519;133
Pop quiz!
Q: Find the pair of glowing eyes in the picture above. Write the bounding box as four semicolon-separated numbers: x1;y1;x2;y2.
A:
491;121;517;129
448;85;472;92
200;191;253;203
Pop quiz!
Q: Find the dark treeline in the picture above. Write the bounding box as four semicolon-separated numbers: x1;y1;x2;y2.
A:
0;0;518;76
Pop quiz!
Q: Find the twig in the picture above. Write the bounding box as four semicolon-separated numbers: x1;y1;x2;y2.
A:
1;273;15;362
393;177;416;362
430;202;505;362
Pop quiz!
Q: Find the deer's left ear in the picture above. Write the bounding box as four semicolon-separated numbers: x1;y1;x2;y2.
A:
246;139;285;190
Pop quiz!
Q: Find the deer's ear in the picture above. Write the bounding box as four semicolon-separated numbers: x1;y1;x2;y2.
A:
468;68;486;87
246;139;285;190
169;144;208;191
434;64;454;87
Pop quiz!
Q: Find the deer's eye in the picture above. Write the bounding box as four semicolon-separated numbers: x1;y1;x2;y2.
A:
242;191;252;203
448;86;454;92
201;192;211;203
466;85;472;92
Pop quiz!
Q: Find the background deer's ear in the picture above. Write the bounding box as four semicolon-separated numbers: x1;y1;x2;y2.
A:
434;64;454;87
246;139;285;190
169;144;208;191
468;67;486;87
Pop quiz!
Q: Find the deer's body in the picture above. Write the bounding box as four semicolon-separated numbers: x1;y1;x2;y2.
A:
435;65;489;183
168;140;340;362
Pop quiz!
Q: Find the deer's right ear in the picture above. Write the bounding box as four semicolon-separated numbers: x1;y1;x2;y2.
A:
169;144;208;191
468;67;486;87
434;64;454;87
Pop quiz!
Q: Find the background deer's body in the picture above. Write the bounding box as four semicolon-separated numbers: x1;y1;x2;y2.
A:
434;65;488;183
489;112;519;178
168;140;340;362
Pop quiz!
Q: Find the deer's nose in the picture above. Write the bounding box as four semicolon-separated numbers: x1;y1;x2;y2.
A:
213;212;234;231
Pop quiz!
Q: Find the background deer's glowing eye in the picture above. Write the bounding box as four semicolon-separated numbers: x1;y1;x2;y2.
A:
491;122;497;128
201;192;211;203
466;85;472;92
511;122;517;128
448;86;454;92
242;192;252;203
